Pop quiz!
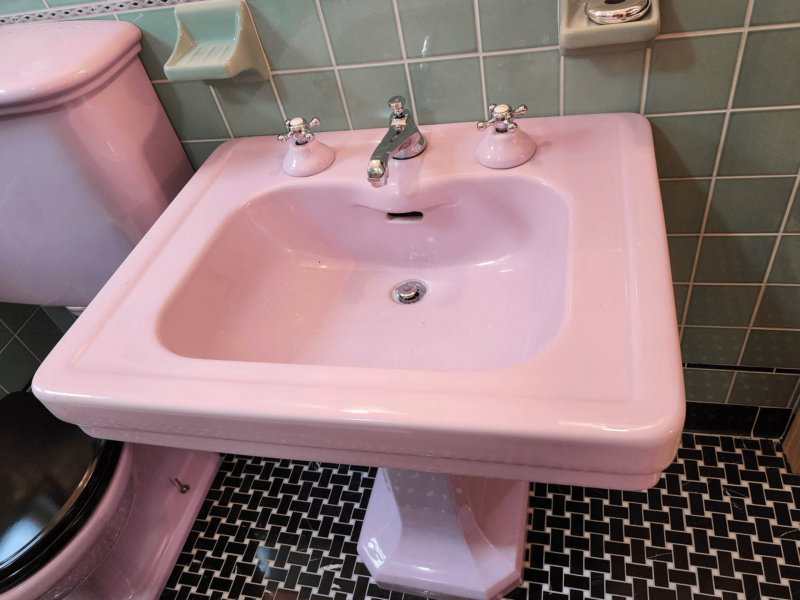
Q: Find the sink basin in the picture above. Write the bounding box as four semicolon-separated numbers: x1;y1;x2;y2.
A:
34;114;684;491
159;178;568;371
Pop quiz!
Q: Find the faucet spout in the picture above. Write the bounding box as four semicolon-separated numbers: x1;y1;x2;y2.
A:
368;96;426;187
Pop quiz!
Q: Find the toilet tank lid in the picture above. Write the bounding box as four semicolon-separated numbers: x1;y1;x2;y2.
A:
0;21;142;112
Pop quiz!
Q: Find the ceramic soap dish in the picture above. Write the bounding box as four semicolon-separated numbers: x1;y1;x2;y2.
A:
164;0;269;82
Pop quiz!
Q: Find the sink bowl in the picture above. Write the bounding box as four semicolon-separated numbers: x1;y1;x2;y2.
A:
159;178;568;371
34;114;684;491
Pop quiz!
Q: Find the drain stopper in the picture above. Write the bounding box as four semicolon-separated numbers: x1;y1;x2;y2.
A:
393;280;427;304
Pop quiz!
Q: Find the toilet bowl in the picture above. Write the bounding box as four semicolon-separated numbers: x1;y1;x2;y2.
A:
0;21;193;309
0;393;134;600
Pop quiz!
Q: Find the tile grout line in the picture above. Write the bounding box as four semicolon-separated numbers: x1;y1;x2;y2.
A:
668;232;800;237
735;163;800;366
182;138;232;144
683;325;800;332
723;371;739;405
473;0;488;120
672;282;800;287
7;308;46;365
314;0;353;131
678;0;754;345
656;21;800;40
639;47;651;115
648;105;800;118
248;11;287;123
208;86;234;139
0;383;8;395
661;174;798;181
750;406;761;436
391;0;418;124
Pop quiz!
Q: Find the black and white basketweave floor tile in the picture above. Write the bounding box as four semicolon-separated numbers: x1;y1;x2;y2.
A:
160;433;800;600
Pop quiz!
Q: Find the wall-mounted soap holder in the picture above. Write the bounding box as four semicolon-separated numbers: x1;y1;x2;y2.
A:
164;0;269;82
559;0;661;56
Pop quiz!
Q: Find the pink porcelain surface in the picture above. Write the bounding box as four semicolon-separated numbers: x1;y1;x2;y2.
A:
34;114;685;491
0;444;135;600
283;140;335;177
0;444;219;600
0;22;193;307
476;126;537;169
64;445;220;600
359;469;528;600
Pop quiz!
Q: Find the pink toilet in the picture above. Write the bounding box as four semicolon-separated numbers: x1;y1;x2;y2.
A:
0;21;219;600
0;20;193;311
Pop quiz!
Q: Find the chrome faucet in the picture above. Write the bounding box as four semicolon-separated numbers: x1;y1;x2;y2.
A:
368;96;426;188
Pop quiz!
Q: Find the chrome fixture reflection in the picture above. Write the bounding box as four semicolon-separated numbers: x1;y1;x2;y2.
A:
477;103;528;133
278;116;321;145
585;0;651;24
368;96;426;188
392;280;427;304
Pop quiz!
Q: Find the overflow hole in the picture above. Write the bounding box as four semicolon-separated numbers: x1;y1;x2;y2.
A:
386;211;424;222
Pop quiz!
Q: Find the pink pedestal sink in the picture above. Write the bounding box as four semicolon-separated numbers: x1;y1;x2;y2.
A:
34;115;684;600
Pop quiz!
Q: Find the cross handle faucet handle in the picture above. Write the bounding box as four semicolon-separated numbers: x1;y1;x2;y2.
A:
278;117;321;144
477;103;528;133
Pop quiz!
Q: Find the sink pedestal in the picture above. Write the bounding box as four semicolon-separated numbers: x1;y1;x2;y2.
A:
358;468;528;600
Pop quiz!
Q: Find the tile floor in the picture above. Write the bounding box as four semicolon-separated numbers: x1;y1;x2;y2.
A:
161;433;800;600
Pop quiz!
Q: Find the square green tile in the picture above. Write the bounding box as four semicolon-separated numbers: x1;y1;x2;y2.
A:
734;29;800;108
213;81;284;137
31;0;80;5
118;8;177;80
741;329;800;368
705;177;795;233
564;50;645;115
649;114;725;178
660;0;748;33
728;372;799;407
273;71;349;132
751;0;800;26
153;82;229;140
17;308;64;362
694;236;776;283
483;51;559;119
248;0;331;70
683;368;734;403
182;141;226;171
0;302;37;334
686;284;760;327
77;14;116;21
0;0;44;15
660;179;710;234
478;0;557;52
754;286;800;329
645;34;739;114
667;236;699;282
681;326;747;364
41;306;76;334
0;339;40;392
339;65;410;130
319;0;401;65
718;109;800;176
408;58;483;125
674;284;689;322
769;237;800;284
397;0;477;59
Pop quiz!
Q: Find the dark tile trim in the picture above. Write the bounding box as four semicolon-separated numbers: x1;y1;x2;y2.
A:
684;401;759;437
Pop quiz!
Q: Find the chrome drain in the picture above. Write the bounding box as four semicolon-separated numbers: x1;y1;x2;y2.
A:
392;280;427;304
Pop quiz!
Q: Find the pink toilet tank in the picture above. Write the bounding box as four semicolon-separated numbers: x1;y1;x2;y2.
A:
0;21;193;307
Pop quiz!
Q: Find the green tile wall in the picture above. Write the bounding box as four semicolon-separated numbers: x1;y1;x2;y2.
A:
1;0;800;411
